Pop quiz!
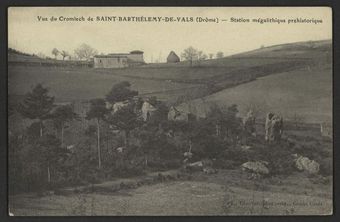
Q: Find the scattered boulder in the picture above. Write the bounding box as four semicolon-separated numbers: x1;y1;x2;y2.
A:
240;145;252;151
265;112;283;143
241;161;270;175
183;151;193;158
183;151;193;163
116;147;124;153
294;155;320;174
66;144;75;150
203;167;218;174
120;181;139;189
185;161;204;171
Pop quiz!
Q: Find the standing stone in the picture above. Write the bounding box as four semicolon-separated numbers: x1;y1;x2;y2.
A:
265;112;283;143
243;110;256;137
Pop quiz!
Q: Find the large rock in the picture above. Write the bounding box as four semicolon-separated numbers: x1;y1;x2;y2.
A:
186;161;203;170
203;167;218;174
243;110;256;136
241;161;269;175
265;112;283;143
294;155;320;174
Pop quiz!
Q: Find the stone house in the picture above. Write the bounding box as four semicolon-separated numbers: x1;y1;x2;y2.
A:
94;50;144;68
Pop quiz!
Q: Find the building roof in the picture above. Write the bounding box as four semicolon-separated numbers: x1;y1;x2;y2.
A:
108;53;130;56
167;51;180;63
94;55;128;58
130;50;144;54
94;50;144;58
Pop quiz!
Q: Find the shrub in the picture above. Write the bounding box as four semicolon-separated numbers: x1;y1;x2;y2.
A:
193;135;226;159
213;159;239;169
222;147;250;165
147;159;182;170
252;143;295;176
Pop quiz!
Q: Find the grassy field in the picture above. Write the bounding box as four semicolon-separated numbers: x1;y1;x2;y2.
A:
8;65;201;102
8;39;332;120
9;169;332;216
179;64;332;123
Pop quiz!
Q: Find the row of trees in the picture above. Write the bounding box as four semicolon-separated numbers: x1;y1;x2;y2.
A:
44;44;225;64
15;81;140;172
86;81;140;169
48;44;98;61
10;81;311;194
10;81;246;193
181;46;224;66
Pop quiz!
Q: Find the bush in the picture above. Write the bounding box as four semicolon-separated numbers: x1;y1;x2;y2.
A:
147;159;182;170
193;135;226;159
213;159;239;169
251;143;295;176
112;164;145;178
222;147;251;164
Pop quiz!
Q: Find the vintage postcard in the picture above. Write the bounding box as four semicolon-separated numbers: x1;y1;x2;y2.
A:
8;7;332;216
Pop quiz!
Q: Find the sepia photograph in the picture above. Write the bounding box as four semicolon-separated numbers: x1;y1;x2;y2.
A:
7;7;332;216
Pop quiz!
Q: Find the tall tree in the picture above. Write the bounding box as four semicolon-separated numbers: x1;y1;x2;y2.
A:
52;48;59;59
60;50;69;60
36;134;67;186
74;43;98;61
37;52;46;59
223;104;242;138
197;51;207;60
207;103;242;138
181;46;198;67
104;81;141;149
86;98;108;169
216;51;224;59
197;51;207;66
105;81;138;104
106;104;141;148
207;103;225;137
51;104;78;147
17;84;54;137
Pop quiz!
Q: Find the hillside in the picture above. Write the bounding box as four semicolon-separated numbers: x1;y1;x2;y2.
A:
177;64;331;123
8;40;332;121
169;40;332;123
8;66;200;102
8;48;92;67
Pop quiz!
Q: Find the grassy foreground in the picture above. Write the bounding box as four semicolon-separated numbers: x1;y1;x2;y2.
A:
9;169;332;216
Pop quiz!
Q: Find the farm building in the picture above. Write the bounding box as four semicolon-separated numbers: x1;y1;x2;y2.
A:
167;51;180;63
94;50;145;68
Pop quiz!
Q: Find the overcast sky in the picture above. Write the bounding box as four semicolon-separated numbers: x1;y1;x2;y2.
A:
8;7;332;62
